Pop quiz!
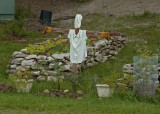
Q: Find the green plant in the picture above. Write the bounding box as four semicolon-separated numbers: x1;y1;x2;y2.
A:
9;69;33;82
26;36;69;55
135;41;155;57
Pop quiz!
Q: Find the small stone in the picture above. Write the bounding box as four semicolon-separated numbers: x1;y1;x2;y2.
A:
43;89;50;94
102;56;108;62
87;63;93;67
21;49;27;54
16;66;26;71
31;63;39;70
117;78;124;82
58;62;63;65
25;54;37;60
10;65;17;69
48;71;58;76
49;63;54;70
123;70;133;74
109;50;117;55
47;56;54;62
52;54;64;60
15;53;28;58
31;71;40;76
21;60;35;66
42;70;49;76
47;76;57;81
102;49;110;55
64;89;69;93
37;55;47;60
95;54;102;62
95;52;99;56
77;90;83;95
123;64;133;70
11;58;24;65
94;40;106;49
61;65;71;71
37;76;46;81
12;51;21;57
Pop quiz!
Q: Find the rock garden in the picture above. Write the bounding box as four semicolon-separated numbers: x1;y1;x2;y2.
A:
1;4;160;113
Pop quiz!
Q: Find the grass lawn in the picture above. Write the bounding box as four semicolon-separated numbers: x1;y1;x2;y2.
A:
0;12;160;113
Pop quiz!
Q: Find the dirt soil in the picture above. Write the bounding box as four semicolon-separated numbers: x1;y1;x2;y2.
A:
15;0;160;31
16;0;160;18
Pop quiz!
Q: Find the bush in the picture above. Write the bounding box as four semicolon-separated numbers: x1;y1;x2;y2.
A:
0;21;25;39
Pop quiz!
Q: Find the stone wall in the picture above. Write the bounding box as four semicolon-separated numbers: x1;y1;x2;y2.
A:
7;35;126;81
116;63;160;89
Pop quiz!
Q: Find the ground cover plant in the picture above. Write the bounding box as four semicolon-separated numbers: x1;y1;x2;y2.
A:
0;11;160;113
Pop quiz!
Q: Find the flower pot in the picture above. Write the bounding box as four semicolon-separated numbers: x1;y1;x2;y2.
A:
96;84;113;97
15;79;34;92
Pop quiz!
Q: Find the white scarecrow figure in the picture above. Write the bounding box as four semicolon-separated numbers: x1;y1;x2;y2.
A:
68;14;88;74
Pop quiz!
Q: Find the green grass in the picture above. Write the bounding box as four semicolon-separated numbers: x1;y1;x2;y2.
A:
1;11;160;113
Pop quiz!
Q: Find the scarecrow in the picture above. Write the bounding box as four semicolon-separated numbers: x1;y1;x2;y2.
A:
67;14;87;74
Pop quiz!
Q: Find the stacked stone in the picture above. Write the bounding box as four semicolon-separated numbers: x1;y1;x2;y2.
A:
117;63;160;89
123;63;160;77
7;35;126;81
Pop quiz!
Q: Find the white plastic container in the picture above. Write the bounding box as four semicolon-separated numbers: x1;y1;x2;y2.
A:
96;84;113;97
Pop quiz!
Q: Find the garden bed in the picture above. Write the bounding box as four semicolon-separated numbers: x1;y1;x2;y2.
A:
7;33;126;81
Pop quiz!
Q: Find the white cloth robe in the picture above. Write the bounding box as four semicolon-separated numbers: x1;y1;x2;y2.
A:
68;29;87;63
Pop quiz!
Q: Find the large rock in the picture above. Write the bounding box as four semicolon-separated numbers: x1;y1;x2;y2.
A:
25;54;37;60
21;60;35;66
11;58;24;65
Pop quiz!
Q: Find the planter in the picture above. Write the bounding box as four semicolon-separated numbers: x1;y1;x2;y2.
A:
96;84;113;97
15;79;34;92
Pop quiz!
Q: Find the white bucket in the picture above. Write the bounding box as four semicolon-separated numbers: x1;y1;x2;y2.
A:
96;84;113;97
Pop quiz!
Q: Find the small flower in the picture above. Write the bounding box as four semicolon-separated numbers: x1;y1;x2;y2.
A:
91;40;93;43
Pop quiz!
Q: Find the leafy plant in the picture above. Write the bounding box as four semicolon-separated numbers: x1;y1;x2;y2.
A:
26;36;69;55
9;69;33;82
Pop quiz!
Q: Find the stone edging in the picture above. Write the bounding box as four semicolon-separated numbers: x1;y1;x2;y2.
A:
7;35;126;81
